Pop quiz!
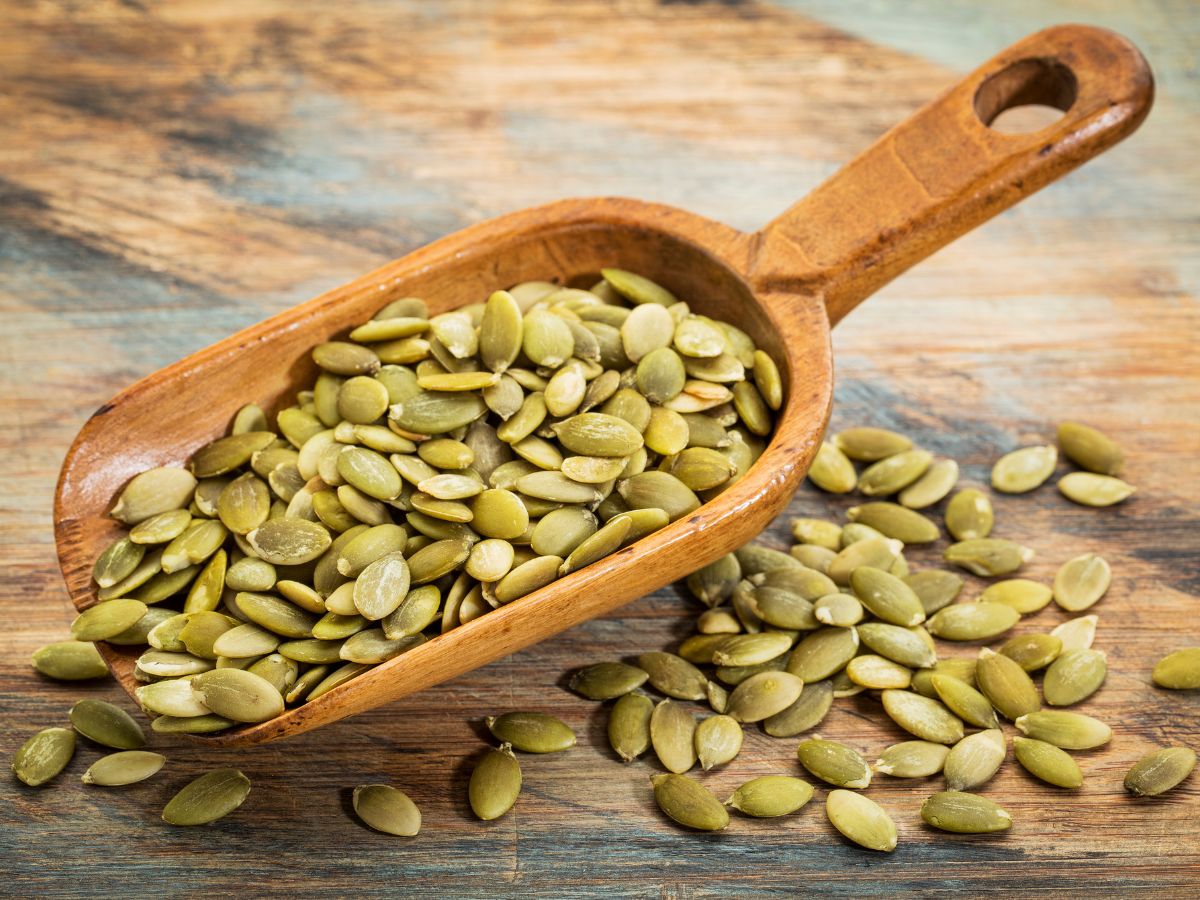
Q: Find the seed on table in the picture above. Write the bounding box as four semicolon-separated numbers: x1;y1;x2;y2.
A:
82;751;167;787
944;489;994;542
874;740;950;778
847;502;940;544
1015;710;1112;749
846;655;912;690
920;791;1012;834
726;775;814;817
926;602;1019;641
851;567;926;627
911;658;976;699
725;671;804;723
981;579;1053;614
856;622;936;669
881;690;964;744
992;444;1057;493
827;537;902;586
1057;421;1124;475
12;727;76;787
976;648;1040;720
898;459;959;509
826;790;897;852
796;738;871;789
31;641;110;681
1124;747;1197;797
1051;615;1099;652
1152;648;1200;690
694;715;743;770
650;699;698;774
714;631;795;667
791;517;843;550
943;729;1006;791
608;692;654;762
71;599;149;643
931;673;999;729
904;570;964;615
786;627;859;681
1043;649;1107;706
637;651;709;701
857;449;932;496
1053;553;1112;612
814;593;864;627
469;743;522;820
1058;472;1136;506
162;769;252;826
1012;737;1083;789
807;442;857;494
834;427;912;462
943;539;1033;577
69;699;146;750
486;712;576;753
353;784;422;836
763;679;834;738
651;773;728;831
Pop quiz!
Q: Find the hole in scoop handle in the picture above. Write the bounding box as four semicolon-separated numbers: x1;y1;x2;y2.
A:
750;24;1153;326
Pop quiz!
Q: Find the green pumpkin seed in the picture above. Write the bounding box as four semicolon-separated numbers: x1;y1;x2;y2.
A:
216;473;270;535
341;629;424;664
650;699;697;773
751;350;783;410
1052;615;1099;652
608;692;654;762
763;679;833;737
97;546;163;600
471;489;530;540
927;602;1019;641
192;669;285;722
246;518;331;565
814;593;864;627
911;658;977;699
184;550;227;613
32;640;109;681
981;578;1052;614
389;391;487;436
637;652;708;701
921;791;1011;834
846;654;911;689
904;569;964;615
784;627;857;681
621;303;675;362
478;290;524;373
82;750;166;787
727;775;813;817
857;622;937;669
570;662;648;700
1058;472;1136;506
237;592;319;638
976;647;1040;719
840;522;886;547
352;784;421;836
151;714;236;734
382;585;442;641
1043;649;1107;706
213;623;281;658
992;444;1057;493
137;649;214;677
791;517;843;550
651;773;728;831
306;661;371;700
179;611;239;659
725;671;804;723
848;502;939;544
1153;647;1200;690
807;442;857;493
12;727;76;786
225;557;277;592
313;341;380;375
312;612;368;641
71;599;149;642
69;699;146;749
93;537;147;588
487;712;576;753
468;743;522;820
826;789;896;852
129;508;193;545
944;539;1033;577
998;633;1062;672
137;677;210;718
163;768;251;825
943;729;1006;791
874;740;949;778
851;567;926;627
898;459;959;509
352;551;411;620
617;470;699;521
494;554;561;603
1057;421;1123;475
112;467;199;523
931;673;999;729
1012;736;1082;788
796;738;871;789
944;489;994;542
1015;710;1111;749
1053;553;1111;612
694;714;743;769
1124;747;1196;797
602;268;676;306
858;449;932;496
827;537;902;586
881;690;964;744
834;427;911;462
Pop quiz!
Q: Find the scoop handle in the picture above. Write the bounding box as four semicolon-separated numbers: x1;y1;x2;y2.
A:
749;24;1153;325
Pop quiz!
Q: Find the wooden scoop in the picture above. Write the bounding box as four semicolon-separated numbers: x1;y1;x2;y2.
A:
54;25;1151;746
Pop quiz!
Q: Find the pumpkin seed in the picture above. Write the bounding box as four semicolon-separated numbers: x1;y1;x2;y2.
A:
981;578;1052;614
828;537;902;586
834;427;911;461
943;729;1006;791
998;633;1062;672
898;459;959;509
71;599;149;642
1012;736;1082;788
651;773;728;831
112;467;199;523
851;567;926;626
848;502;939;544
846;655;911;689
352;784;422;836
944;539;1033;576
608;692;654;762
992;444;1057;493
1153;648;1200;690
814;593;864;627
944;489;994;541
921;791;1011;833
685;554;741;607
306;662;371;700
93;537;147;588
807;442;857;493
791;517;843;550
928;602;1019;641
1051;615;1098;652
726;671;804;722
151;714;237;734
1057;421;1124;475
904;569;964;615
192;669;285;722
570;662;648;700
724;776;813;821
621;303;675;362
931;673;999;729
246;518;331;565
341;629;424;664
858;449;932;496
694;715;743;769
487;711;575;753
881;690;964;744
69;699;146;749
874;740;949;778
137;649;214;677
796;738;871;789
1124;747;1196;797
826;790;896;852
163;769;251;825
1058;472;1136;506
1043;649;1107;706
786;627;858;681
650;699;698;773
1015;710;1111;749
1053;553;1111;612
976;647;1041;719
32;640;109;681
602;268;676;306
637;652;708;701
857;622;937;669
912;658;977;698
129;508;193;544
213;623;281;658
12;727;76;786
82;750;166;787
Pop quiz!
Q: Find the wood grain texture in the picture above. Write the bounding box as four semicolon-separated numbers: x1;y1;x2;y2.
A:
1;0;1196;896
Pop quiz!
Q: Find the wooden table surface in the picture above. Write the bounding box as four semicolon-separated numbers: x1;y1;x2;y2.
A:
2;1;1196;896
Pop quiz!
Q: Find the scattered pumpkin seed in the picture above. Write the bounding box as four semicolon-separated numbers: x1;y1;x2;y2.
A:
69;699;146;749
927;602;1019;641
921;791;1011;833
1043;649;1107;706
1124;747;1196;797
807;442;857;494
31;641;109;681
874;740;949;778
487;712;576;753
12;727;76;786
1152;648;1200;690
1015;710;1112;749
944;539;1033;576
1052;553;1111;612
1012;736;1082;788
826;789;897;852
726;775;813;817
694;715;743;769
651;773;728;831
943;729;1006;791
992;444;1057;493
82;751;166;787
650;699;698;774
944;489;994;542
163;768;251;825
796;738;871;789
352;784;422;836
898;459;959;509
1057;421;1124;475
1058;472;1136;506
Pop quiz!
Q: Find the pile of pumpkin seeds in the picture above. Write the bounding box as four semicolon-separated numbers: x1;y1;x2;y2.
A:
567;422;1196;844
73;269;782;735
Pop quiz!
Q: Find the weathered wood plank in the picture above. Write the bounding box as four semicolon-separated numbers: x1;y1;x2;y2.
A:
1;0;1196;896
